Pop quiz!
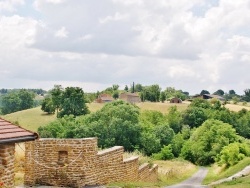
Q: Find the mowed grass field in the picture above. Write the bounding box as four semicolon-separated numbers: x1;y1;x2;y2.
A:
1;101;190;131
1;101;250;132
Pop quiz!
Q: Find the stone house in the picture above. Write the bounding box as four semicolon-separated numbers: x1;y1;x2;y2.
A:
96;94;114;103
170;97;182;103
119;92;141;103
0;118;38;188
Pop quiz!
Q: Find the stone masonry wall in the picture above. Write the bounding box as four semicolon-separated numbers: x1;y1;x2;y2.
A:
24;138;158;187
0;143;15;188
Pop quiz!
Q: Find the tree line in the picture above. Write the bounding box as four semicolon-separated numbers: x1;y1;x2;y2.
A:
38;98;250;167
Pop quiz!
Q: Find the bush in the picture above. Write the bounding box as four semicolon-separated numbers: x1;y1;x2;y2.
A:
152;145;174;160
217;142;249;167
180;119;240;165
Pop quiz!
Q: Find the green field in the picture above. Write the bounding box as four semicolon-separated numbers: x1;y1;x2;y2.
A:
1;102;189;131
2;101;250;132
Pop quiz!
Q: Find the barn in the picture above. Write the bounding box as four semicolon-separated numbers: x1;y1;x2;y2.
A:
170;97;182;103
119;92;141;103
96;94;114;103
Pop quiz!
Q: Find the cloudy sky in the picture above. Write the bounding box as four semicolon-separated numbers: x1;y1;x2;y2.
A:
0;0;250;95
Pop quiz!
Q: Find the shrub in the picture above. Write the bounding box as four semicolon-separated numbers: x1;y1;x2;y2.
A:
152;145;174;160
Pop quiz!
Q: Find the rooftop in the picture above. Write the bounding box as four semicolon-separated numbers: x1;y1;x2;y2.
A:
0;118;38;144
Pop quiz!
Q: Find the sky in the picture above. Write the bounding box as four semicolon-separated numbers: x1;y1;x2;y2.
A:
0;0;250;95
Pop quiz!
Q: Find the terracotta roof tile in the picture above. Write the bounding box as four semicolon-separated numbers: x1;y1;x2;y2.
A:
0;118;38;143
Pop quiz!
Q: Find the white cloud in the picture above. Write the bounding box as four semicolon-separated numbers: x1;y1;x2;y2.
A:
0;0;24;12
54;26;68;38
1;0;250;95
99;12;129;24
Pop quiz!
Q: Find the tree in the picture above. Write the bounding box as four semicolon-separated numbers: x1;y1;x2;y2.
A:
180;119;239;165
134;84;143;92
200;90;210;95
243;89;250;102
1;92;21;114
213;89;224;96
167;106;182;133
182;107;207;128
76;100;141;151
51;85;63;117
141;85;161;102
1;90;35;114
18;89;35;110
124;85;129;92
41;97;55;114
160;91;166;103
217;142;249;167
112;84;119;91
112;91;119;99
229;90;236;95
58;87;89;118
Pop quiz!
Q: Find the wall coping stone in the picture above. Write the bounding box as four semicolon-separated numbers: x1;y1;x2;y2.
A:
123;156;139;163
97;146;123;156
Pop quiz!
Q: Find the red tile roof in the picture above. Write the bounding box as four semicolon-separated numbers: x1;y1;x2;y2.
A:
0;118;38;144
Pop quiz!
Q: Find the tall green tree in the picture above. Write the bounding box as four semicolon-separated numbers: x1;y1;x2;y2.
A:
51;85;63;117
141;84;161;102
1;92;21;114
18;89;35;110
58;87;89;118
160;91;166;103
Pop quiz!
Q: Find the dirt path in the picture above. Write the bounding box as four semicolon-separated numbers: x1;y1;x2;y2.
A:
164;167;208;188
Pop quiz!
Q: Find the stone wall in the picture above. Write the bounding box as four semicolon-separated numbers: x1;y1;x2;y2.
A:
24;138;158;187
0;143;15;188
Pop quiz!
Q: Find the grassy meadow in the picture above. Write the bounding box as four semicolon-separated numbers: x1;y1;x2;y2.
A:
1;101;190;132
2;100;250;133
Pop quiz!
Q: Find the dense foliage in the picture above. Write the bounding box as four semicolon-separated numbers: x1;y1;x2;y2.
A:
41;86;89;117
38;96;250;167
1;89;35;114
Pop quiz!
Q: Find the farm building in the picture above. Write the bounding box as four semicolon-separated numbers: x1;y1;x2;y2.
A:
119;92;141;103
96;94;114;103
192;94;225;101
0;118;38;187
170;97;182;103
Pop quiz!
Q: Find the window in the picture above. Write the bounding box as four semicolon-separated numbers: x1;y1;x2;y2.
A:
58;151;68;166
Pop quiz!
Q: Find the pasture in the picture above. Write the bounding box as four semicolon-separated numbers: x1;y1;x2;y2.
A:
2;101;250;132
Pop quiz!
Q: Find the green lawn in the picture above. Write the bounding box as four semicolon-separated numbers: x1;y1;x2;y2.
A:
2;107;56;132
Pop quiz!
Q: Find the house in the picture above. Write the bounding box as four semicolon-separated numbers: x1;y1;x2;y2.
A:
0;118;38;187
192;94;225;101
170;97;182;103
119;92;141;103
96;94;114;103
